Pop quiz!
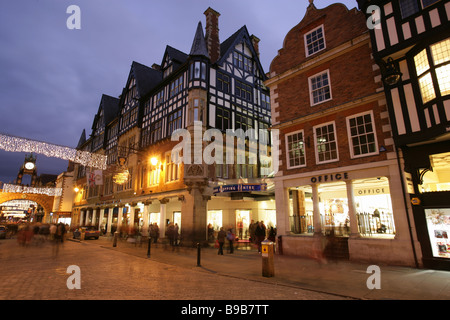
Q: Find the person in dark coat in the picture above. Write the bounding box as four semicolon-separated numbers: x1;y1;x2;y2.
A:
217;227;226;255
255;221;266;253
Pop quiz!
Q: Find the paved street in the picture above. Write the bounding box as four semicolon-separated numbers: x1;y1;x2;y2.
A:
0;238;347;303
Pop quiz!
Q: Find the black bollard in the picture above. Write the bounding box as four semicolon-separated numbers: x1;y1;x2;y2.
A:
147;236;152;258
197;243;201;267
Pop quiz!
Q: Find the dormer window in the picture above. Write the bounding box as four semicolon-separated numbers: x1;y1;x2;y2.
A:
304;25;325;57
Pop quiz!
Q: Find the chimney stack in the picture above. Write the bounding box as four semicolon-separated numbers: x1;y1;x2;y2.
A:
250;35;260;57
204;7;221;64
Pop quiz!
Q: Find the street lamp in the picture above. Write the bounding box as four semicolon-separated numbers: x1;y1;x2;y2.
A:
150;157;158;167
379;57;402;86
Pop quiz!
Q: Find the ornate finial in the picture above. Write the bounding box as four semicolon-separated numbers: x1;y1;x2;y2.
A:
309;0;313;4
308;0;316;9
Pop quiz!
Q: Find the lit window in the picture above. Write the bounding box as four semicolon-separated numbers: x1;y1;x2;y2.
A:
309;70;332;106
305;25;325;57
314;122;338;163
286;131;306;168
414;38;450;103
436;64;450;96
414;49;430;76
347;112;378;158
418;73;436;103
431;38;450;65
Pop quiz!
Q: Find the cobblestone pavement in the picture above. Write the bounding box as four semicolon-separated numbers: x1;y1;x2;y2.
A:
0;238;348;302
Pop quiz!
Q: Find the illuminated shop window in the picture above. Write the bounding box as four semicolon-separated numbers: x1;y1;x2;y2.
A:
353;177;395;238
414;38;450;104
420;152;450;193
425;208;450;259
208;210;223;232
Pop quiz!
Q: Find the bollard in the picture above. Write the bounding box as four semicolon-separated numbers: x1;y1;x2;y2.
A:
113;231;118;247
80;228;85;241
197;243;201;267
261;239;274;277
147;237;152;258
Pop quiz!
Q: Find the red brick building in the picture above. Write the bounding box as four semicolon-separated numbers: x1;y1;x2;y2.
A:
266;1;421;266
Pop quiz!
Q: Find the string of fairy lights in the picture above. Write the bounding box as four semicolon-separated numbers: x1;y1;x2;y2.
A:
2;183;62;197
0;133;107;170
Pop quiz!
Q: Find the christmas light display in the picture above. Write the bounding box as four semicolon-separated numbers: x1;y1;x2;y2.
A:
0;133;107;169
2;183;62;197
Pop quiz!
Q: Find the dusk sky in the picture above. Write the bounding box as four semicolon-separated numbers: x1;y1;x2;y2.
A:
0;0;360;184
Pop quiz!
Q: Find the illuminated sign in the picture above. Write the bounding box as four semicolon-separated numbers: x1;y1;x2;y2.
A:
213;183;267;194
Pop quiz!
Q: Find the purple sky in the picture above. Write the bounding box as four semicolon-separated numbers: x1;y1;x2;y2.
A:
0;0;360;184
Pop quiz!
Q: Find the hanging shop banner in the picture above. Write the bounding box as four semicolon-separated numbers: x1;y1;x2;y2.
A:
213;183;267;194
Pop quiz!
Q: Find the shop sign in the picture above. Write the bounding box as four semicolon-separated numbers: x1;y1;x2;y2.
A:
356;188;389;195
310;172;349;184
213;183;267;194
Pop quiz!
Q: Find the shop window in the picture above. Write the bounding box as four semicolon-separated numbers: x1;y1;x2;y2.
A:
289;187;314;234
149;212;160;226
207;210;223;233
346;111;378;158
286;130;306;169
304;25;325;57
420;152;450;193
425;208;450;259
353;177;396;237
413;38;450;104
314;122;338;164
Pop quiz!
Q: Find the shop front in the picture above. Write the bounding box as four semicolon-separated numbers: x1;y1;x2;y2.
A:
405;143;450;270
275;161;420;267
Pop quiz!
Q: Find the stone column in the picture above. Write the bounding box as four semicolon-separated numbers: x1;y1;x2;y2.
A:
129;204;136;229
107;208;113;235
311;183;322;235
274;183;290;235
85;210;90;226
346;180;360;238
79;210;84;226
92;208;98;228
159;199;168;239
117;206;124;231
142;201;150;236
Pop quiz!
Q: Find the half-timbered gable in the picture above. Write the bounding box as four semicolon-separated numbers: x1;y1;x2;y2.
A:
359;0;450;270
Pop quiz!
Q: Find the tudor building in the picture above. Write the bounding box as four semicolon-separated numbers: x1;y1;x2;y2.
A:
358;0;450;270
265;1;420;266
71;8;274;245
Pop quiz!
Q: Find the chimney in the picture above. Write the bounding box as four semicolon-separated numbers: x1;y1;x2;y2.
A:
204;7;220;64
250;35;260;57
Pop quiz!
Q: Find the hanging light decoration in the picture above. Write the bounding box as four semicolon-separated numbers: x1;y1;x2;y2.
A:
2;183;62;197
0;133;107;169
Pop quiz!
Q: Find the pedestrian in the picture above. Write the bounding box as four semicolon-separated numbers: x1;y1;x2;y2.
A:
249;220;256;243
207;223;214;242
173;223;179;246
268;226;276;242
217;227;226;255
226;228;235;253
255;221;266;253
